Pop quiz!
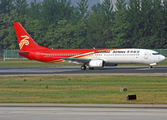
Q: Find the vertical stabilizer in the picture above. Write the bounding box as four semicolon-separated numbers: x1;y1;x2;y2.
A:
13;22;47;51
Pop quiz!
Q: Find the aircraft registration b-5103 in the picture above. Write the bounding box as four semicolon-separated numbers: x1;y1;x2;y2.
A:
13;22;166;70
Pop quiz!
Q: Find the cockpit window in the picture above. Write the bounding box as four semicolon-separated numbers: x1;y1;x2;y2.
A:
152;53;160;55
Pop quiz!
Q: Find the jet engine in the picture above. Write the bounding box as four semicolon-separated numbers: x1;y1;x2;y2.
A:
89;60;105;68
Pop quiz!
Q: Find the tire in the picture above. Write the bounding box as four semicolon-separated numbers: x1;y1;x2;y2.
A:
81;66;86;70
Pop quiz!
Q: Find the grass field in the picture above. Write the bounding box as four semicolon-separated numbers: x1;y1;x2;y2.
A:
0;59;166;67
0;76;167;104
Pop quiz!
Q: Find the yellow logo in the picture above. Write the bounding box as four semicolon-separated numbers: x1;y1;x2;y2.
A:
99;63;102;66
19;35;29;49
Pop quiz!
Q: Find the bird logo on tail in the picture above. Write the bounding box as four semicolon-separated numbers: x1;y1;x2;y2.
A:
19;35;29;49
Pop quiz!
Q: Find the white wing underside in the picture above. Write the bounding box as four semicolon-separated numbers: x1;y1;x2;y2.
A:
52;57;91;63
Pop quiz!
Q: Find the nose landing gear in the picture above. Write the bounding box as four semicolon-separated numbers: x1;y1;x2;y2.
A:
149;63;157;69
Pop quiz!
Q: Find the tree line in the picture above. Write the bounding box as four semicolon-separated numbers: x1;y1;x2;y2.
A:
0;0;167;50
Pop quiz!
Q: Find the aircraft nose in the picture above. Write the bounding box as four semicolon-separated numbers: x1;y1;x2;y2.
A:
160;55;166;61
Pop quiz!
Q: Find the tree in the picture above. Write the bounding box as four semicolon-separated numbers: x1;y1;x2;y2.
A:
0;0;14;14
0;9;19;50
14;0;29;16
101;0;113;20
86;12;111;48
140;0;152;37
76;0;88;19
126;0;167;49
110;10;130;48
28;0;41;19
41;0;73;26
115;0;126;11
150;0;167;48
91;3;102;14
24;19;45;47
126;0;143;47
44;19;88;49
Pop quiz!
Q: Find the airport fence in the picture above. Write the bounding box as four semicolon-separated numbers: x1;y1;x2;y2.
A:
2;49;167;61
0;51;3;60
3;50;25;61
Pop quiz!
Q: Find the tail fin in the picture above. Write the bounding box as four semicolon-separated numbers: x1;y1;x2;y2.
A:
13;22;47;51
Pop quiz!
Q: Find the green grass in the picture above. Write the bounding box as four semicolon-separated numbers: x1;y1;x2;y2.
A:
0;76;167;104
0;59;166;67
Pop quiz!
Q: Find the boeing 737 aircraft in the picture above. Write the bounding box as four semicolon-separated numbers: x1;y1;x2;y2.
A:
13;22;166;70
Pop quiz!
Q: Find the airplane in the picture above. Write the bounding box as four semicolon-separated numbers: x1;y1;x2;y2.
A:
13;22;166;70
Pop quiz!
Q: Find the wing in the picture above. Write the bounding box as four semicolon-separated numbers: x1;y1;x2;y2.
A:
52;57;91;63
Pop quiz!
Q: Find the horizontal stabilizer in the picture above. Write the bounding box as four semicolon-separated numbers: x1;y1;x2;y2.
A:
18;51;29;54
5;50;29;54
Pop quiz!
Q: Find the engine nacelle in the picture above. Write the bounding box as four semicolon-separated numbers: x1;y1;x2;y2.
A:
89;60;104;68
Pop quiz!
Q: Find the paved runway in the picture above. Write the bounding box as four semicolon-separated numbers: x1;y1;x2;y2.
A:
0;66;166;76
0;104;167;120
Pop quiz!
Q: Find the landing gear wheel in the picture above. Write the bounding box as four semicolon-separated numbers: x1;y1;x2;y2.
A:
89;67;94;70
81;65;86;70
149;66;153;69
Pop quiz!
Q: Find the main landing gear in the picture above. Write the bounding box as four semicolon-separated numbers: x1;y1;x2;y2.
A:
81;66;95;70
149;66;153;69
81;64;94;70
81;65;86;70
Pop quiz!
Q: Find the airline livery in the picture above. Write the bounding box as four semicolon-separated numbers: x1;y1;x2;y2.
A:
13;22;166;70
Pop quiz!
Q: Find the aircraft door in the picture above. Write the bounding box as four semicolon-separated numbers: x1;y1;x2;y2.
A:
144;51;148;59
36;52;39;59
